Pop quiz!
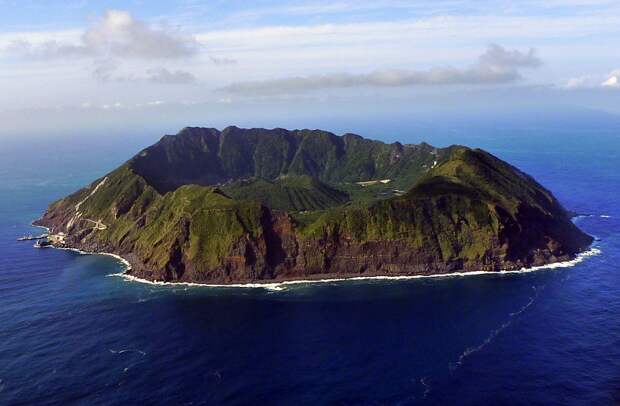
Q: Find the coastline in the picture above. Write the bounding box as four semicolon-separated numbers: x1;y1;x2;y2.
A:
107;246;601;291
30;224;133;271
31;223;602;291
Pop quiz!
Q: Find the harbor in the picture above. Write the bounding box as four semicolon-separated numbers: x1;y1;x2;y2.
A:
17;233;48;241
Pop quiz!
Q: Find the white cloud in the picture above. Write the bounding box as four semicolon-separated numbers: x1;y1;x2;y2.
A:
1;10;201;85
192;14;618;87
602;70;620;88
101;102;123;110
195;15;620;52
182;0;620;28
7;10;197;60
478;44;541;68
209;55;237;66
219;44;541;94
562;75;599;89
2;5;620;121
562;69;620;89
92;59;118;82
146;68;197;84
90;61;197;85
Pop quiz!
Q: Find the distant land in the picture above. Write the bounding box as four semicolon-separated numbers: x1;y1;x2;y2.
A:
34;126;593;284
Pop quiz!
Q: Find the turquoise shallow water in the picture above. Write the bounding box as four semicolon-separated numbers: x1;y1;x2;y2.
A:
0;126;619;405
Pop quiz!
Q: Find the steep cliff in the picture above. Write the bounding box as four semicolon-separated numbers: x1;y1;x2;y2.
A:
34;127;593;283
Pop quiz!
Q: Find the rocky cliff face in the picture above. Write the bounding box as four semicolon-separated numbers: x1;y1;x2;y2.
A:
34;127;593;284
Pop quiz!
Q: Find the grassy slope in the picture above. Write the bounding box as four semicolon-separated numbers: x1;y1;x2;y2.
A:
40;130;590;277
48;165;265;274
222;175;349;211
294;147;585;263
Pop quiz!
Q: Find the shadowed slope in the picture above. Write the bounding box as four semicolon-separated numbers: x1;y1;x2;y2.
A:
129;126;446;193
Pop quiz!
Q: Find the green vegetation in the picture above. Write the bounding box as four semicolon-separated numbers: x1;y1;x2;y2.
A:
37;126;592;282
131;185;264;271
129;126;447;194
222;175;349;211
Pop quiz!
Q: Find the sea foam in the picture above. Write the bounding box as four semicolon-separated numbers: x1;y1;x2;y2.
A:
107;246;601;291
33;220;602;292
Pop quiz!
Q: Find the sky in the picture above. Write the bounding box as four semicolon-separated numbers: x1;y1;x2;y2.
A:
1;0;620;138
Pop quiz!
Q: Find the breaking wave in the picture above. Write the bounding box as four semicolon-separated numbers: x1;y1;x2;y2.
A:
107;247;601;291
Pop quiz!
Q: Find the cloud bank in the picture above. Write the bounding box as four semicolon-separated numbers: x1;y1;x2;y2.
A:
2;2;620;130
219;44;541;94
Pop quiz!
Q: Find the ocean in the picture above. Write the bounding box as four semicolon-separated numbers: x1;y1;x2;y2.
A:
1;123;619;405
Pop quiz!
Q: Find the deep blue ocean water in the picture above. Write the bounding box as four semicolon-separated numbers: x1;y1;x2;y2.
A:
1;124;619;405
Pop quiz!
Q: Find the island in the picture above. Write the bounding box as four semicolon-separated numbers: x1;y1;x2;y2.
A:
34;126;593;284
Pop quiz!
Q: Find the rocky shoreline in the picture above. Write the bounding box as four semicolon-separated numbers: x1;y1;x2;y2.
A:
32;219;599;287
32;127;594;285
33;216;592;285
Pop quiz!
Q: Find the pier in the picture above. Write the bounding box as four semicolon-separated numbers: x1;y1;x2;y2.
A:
17;233;48;241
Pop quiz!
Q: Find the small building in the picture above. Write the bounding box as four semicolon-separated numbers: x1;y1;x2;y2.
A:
48;232;66;245
355;179;392;187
